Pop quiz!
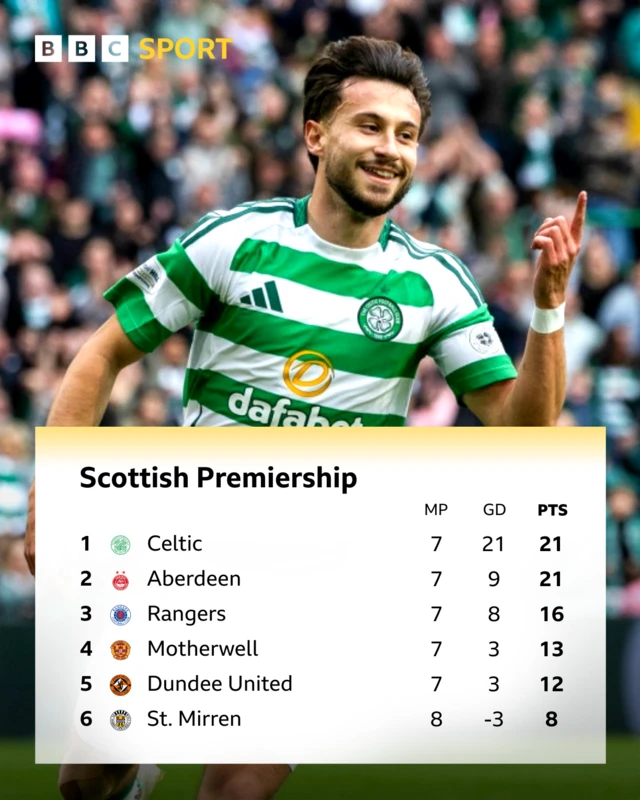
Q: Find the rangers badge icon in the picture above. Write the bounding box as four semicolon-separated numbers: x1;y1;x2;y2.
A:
110;675;132;696
111;605;131;625
111;536;130;555
110;710;131;731
113;572;129;590
110;640;131;660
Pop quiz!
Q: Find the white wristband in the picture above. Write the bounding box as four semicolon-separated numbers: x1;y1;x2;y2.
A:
530;302;565;334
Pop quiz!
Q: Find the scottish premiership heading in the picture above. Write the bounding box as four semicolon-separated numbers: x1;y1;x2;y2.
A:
79;465;357;494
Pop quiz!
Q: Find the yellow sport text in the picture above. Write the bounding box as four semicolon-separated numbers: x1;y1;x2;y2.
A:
139;38;232;60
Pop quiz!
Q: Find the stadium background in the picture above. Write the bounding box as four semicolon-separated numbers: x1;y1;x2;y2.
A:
0;0;639;796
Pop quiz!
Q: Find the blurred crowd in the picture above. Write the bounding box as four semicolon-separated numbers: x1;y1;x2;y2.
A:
0;0;639;617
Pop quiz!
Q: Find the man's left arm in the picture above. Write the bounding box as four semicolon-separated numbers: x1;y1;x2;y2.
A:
463;191;587;427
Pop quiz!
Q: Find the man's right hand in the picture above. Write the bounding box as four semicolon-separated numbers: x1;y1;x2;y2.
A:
21;315;146;578
25;481;35;576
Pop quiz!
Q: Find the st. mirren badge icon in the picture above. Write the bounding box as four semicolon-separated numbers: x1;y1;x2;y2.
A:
111;640;131;660
110;674;132;696
358;297;403;342
111;536;130;555
113;571;129;590
111;605;131;625
110;710;131;731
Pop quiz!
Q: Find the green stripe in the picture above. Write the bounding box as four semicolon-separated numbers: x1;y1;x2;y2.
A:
180;204;294;248
230;239;434;308
197;305;422;380
379;218;391;250
104;281;172;352
421;305;493;353
445;356;517;398
389;228;483;306
156;240;215;313
186;369;405;427
294;195;310;227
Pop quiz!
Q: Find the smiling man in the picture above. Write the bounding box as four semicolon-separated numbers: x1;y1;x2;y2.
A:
26;35;586;800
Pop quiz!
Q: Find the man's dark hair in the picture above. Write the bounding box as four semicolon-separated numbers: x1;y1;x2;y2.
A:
303;36;431;171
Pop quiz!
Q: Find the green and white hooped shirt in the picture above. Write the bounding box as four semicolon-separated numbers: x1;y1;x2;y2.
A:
104;196;517;427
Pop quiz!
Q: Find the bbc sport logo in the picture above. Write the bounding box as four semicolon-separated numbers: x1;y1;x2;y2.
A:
35;35;232;63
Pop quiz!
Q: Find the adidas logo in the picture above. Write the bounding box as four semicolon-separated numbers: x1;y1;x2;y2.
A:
239;280;282;312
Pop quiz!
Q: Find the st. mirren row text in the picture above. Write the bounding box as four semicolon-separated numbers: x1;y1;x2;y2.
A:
149;710;240;727
79;465;357;493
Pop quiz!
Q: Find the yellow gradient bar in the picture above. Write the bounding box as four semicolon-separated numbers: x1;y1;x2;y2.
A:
36;426;605;462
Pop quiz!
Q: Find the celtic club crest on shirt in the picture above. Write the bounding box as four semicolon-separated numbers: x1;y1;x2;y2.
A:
358;297;403;342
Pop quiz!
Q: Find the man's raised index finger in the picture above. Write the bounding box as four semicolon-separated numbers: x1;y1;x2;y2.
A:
570;191;588;243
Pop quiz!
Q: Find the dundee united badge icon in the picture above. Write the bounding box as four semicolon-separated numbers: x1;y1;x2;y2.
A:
110;674;132;696
110;710;131;731
111;536;130;555
111;605;131;625
358;297;403;342
110;640;131;660
113;571;129;590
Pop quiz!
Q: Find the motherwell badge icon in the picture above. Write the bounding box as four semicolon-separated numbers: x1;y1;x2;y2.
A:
113;572;129;590
110;640;131;660
110;674;132;696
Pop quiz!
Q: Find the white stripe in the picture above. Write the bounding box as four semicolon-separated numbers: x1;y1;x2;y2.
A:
187;330;413;417
182;208;295;285
432;249;482;305
430;324;507;377
185;208;403;273
127;262;201;332
250;223;403;271
183;200;294;247
180;200;292;248
183;400;249;427
237;198;296;209
389;231;482;304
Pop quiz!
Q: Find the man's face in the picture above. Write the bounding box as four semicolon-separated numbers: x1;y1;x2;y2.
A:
316;79;421;218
